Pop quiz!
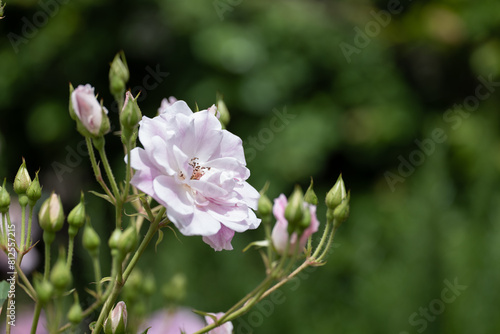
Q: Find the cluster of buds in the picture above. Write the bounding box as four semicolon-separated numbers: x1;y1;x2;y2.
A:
109;51;129;102
268;180;320;256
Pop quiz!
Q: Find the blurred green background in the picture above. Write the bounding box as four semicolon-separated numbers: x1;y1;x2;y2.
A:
1;0;500;333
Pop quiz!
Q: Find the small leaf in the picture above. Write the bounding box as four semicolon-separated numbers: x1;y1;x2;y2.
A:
243;240;270;252
139;327;151;334
155;230;164;252
88;190;114;204
0;280;10;306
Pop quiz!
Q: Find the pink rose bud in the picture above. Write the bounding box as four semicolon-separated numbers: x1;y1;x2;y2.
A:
70;84;109;137
38;192;65;233
104;301;127;334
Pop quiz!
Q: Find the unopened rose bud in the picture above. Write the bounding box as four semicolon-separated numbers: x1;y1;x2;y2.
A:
104;301;127;334
284;185;304;233
216;93;230;128
83;222;101;257
326;174;346;211
0;179;11;214
14;158;31;195
50;254;72;290
34;278;53;304
162;273;187;303
109;51;129;99
38;192;65;233
108;229;122;250
0;1;5;19
333;191;350;228
68;192;86;237
120;91;142;143
68;293;83;325
304;178;318;206
70;84;110;138
257;193;272;218
26;171;42;206
117;226;137;256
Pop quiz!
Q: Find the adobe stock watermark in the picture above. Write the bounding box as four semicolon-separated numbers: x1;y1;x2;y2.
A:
243;106;296;163
213;0;242;21
339;0;411;64
398;277;467;334
385;74;500;191
51;64;169;182
8;0;69;54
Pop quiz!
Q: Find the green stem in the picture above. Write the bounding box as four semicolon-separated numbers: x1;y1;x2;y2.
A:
20;202;26;251
122;138;133;204
123;208;164;281
85;137;115;202
44;241;51;280
30;302;43;334
316;225;338;262
1;213;6;245
311;219;332;259
93;255;103;297
96;141;120;201
27;205;34;248
14;260;36;298
66;235;75;269
93;209;165;334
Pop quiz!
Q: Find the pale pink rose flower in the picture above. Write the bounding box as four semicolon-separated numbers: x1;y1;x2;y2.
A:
205;312;233;334
139;308;204;334
271;194;320;255
158;96;178;114
0;200;40;274
71;84;106;136
128;100;260;251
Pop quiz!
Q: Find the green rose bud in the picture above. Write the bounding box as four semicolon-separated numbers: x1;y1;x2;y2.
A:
26;171;42;206
257;193;272;218
83;222;101;257
216;93;230;128
304;177;318;206
108;229;122;249
120;91;142;143
68;192;86;237
109;51;129;99
38;192;65;233
284;185;304;233
68;293;83;325
34;278;53;305
162;273;187;303
117;226;137;256
0;179;11;214
13;158;31;195
333;191;350;228
325;174;346;211
50;254;72;290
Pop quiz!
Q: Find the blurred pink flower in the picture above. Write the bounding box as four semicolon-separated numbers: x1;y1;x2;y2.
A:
128;100;260;251
205;312;233;334
0;307;47;334
71;84;106;136
271;194;319;255
158;96;178;114
0;200;40;274
139;308;204;334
